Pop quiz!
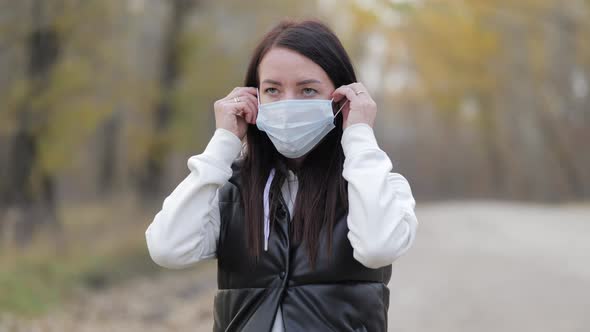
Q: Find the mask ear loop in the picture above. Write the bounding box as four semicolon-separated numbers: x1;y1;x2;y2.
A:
256;88;260;107
333;99;349;117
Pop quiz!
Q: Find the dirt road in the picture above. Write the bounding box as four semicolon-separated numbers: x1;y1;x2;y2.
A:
3;201;589;331
389;201;590;332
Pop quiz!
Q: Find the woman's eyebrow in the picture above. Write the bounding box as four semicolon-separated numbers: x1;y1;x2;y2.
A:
296;79;321;86
262;79;282;85
261;79;321;86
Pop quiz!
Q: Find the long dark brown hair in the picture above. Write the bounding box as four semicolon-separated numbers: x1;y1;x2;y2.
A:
241;19;357;269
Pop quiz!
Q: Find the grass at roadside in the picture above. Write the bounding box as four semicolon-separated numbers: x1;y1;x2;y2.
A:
0;196;165;317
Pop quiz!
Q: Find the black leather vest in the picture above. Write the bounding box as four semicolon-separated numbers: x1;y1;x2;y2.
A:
213;160;392;332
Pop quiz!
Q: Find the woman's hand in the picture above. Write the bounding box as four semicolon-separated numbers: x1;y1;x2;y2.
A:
332;82;376;130
214;87;258;140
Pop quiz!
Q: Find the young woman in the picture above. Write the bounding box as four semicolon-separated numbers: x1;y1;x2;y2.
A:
145;19;418;332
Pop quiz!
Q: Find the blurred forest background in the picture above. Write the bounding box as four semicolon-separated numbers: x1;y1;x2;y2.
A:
0;0;589;331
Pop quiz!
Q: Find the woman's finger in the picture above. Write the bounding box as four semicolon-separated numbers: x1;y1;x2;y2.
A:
235;98;257;124
228;93;258;124
224;87;258;101
349;82;371;100
332;84;357;103
241;94;259;124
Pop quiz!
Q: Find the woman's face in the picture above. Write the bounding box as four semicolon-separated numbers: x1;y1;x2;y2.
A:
258;47;335;104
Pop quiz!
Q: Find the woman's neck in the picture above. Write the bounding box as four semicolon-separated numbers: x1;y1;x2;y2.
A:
286;155;306;171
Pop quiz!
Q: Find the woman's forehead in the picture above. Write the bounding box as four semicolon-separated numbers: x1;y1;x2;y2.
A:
258;47;331;85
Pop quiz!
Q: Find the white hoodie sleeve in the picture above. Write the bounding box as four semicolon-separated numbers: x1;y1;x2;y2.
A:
145;128;242;269
341;123;418;269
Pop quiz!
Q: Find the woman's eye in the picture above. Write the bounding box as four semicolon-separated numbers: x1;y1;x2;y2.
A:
265;87;279;95
302;88;317;96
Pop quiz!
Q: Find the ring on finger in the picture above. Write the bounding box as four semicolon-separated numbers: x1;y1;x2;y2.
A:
233;96;241;103
355;90;366;95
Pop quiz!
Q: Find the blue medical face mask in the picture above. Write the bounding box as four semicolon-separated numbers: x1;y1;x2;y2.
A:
255;89;347;158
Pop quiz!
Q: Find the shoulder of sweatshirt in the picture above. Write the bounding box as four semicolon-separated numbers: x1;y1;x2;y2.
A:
197;128;250;202
188;128;244;172
341;122;417;212
341;123;381;158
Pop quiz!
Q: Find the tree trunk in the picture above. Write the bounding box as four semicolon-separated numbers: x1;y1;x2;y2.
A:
7;0;63;249
137;0;196;202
